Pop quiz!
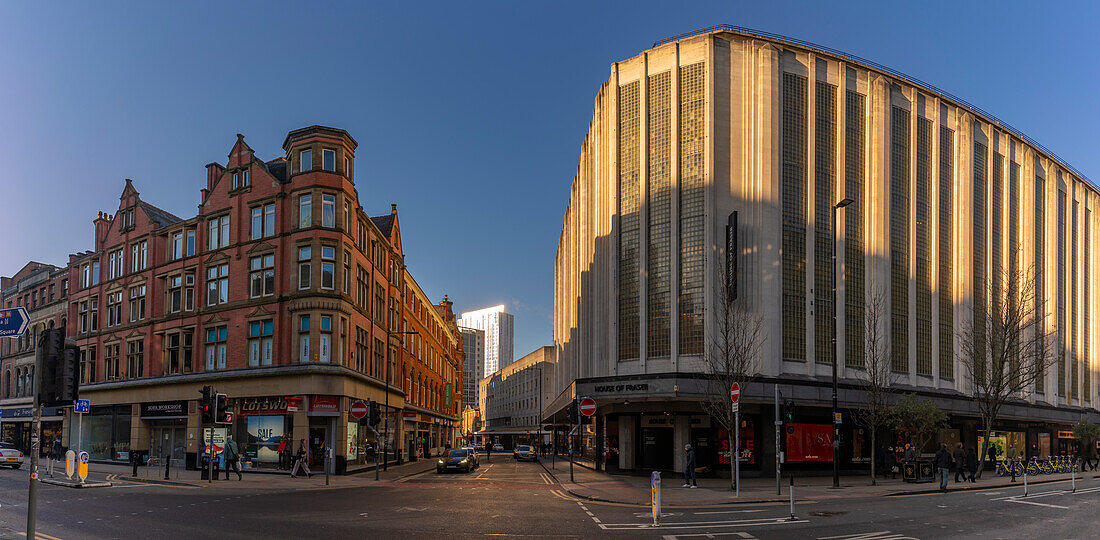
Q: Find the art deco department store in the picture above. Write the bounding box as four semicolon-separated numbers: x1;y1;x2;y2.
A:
548;26;1100;474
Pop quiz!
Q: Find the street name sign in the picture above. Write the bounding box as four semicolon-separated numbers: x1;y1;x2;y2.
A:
0;307;29;338
579;398;597;416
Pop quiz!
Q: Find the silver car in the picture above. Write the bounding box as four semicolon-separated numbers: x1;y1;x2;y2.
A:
0;442;24;469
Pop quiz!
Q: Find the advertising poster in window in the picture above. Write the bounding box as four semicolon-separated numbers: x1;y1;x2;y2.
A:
246;416;283;463
785;423;832;462
716;419;756;466
346;421;358;462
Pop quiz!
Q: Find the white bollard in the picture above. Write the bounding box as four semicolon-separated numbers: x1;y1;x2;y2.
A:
1023;467;1028;497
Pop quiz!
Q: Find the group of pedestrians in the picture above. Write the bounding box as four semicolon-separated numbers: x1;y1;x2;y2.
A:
934;442;985;491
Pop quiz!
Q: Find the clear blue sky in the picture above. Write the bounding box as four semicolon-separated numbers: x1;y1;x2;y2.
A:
1;1;1096;357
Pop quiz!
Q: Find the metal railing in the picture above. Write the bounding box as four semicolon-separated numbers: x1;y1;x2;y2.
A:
651;24;1092;187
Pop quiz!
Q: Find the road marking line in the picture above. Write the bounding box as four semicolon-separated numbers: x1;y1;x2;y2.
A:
693;509;765;515
18;532;63;540
1005;498;1069;509
818;533;916;540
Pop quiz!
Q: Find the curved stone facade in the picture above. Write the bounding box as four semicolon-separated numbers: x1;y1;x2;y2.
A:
553;27;1098;428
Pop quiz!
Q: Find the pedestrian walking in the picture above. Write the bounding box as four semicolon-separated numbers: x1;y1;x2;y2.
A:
953;443;967;483
682;444;697;488
966;447;978;483
1006;442;1020;481
223;435;242;481
934;443;952;492
290;439;312;478
277;434;290;470
875;445;888;479
987;444;999;471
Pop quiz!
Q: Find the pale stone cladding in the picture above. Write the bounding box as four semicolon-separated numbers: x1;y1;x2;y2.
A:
553;27;1099;420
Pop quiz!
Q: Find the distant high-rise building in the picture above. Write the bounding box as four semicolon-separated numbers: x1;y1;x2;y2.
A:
459;326;485;410
458;305;514;374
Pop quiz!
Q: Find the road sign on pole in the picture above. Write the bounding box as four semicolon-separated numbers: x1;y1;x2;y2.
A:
74;399;90;414
350;400;368;420
730;382;741;403
578;398;597;417
0;307;29;338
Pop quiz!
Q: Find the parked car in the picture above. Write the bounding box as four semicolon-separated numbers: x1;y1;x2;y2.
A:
513;445;538;462
492;443;504;452
437;448;476;474
0;442;24;469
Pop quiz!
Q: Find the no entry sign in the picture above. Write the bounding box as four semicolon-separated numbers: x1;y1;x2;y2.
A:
730;383;741;403
578;397;597;416
350;400;368;420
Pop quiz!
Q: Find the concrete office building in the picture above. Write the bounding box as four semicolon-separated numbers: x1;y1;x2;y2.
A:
549;25;1100;475
459;326;485;410
478;346;555;449
458;305;514;373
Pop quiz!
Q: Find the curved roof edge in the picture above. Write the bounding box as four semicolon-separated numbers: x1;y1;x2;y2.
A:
651;24;1091;186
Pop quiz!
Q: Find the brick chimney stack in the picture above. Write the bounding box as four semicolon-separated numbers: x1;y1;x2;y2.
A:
93;211;110;247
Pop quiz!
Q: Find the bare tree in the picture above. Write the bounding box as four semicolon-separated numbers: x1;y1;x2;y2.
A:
700;271;765;491
852;289;896;485
958;263;1058;476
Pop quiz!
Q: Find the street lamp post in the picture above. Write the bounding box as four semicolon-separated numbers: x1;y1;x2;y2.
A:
384;328;418;471
831;197;854;489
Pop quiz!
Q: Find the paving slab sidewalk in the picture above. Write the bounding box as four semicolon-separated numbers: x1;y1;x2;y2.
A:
540;459;1099;506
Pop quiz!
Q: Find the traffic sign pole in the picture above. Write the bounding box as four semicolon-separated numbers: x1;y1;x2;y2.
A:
26;331;44;539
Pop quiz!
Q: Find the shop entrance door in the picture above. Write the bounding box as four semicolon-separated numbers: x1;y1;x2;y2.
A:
641;428;673;470
150;427;186;463
309;426;326;469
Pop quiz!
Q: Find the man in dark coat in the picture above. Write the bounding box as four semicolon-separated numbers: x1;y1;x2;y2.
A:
934;443;952;492
953;443;967;482
682;444;697;488
966;447;979;483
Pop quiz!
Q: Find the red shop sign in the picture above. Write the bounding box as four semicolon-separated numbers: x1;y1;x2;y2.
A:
309;396;341;413
785;423;833;462
402;411;417;420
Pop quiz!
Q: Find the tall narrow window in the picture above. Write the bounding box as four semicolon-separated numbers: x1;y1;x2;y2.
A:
814;81;837;365
1085;207;1091;403
248;320;274;367
106;291;122;327
678;62;706;356
172;232;184;259
1071;199;1079;401
616;80;640;361
646;70;671;358
208;216;230;249
319;315;332;363
186;230;195;256
205;326;227;370
105;344;120;380
915;117;932;376
300;150;312;173
126;340;143;379
782;72;808;362
1034;173;1046;393
890;106;910;373
991;153;1003;335
320;246;335;289
323;149;336;171
845;91;866;368
298;246;312;289
249;254;275;297
132;241;147;272
939;127;955;379
322;194;336;227
299;315;311;363
1057;188;1066;396
206;263;228;305
973;142;987;384
128;285;146;322
299;194;312;228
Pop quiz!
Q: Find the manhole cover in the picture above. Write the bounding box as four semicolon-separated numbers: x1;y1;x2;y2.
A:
809;511;848;518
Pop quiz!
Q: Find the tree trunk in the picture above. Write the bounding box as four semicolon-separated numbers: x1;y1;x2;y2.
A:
870;430;877;486
729;417;736;492
977;421;992;479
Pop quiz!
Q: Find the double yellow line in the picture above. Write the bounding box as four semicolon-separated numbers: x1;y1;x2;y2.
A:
19;531;64;540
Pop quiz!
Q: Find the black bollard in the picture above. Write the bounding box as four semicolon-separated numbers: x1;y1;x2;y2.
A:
164;455;170;480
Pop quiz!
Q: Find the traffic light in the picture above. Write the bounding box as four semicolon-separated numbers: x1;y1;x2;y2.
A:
37;328;78;407
199;385;216;424
782;400;796;423
567;401;578;425
215;393;230;424
368;400;381;427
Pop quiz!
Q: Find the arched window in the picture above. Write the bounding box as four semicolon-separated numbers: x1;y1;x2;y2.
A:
15;368;23;396
3;370;8;398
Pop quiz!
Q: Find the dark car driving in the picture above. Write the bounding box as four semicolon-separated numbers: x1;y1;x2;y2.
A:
437;448;477;474
513;444;537;462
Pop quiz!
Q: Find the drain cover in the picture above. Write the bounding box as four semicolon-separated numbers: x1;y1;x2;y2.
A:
808;511;848;517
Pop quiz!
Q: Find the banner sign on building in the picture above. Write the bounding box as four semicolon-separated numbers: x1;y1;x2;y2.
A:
726;210;738;300
235;397;290;417
308;396;340;415
140;400;188;419
444;383;453;409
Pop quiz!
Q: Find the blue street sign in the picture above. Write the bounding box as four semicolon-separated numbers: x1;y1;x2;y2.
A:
0;307;29;338
78;451;89;464
75;400;90;414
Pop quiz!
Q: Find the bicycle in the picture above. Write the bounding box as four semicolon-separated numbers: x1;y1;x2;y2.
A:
995;459;1022;477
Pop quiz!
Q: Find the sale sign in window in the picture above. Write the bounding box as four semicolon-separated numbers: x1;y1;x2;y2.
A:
786;423;833;462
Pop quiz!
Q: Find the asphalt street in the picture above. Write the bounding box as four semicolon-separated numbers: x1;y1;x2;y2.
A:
0;459;1094;539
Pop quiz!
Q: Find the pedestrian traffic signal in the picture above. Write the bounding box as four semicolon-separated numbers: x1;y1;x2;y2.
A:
783;400;796;423
214;393;230;424
37;328;80;407
368;400;381;427
199;385;216;424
